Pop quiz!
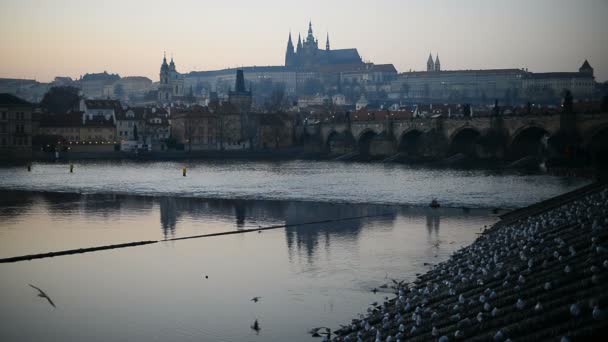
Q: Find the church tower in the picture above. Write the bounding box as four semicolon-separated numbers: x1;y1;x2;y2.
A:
285;32;295;67
427;53;435;72
158;53;171;102
325;33;330;51
434;54;441;72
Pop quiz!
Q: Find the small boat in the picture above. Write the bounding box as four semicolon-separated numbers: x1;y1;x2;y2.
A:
430;199;440;208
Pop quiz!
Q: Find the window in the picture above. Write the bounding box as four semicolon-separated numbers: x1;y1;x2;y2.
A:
1;112;6;120
1;138;5;146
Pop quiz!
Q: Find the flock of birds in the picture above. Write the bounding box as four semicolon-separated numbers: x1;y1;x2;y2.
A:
312;187;608;341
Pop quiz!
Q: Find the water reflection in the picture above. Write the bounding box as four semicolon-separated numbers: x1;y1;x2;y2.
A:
426;209;441;238
0;190;498;264
284;202;395;263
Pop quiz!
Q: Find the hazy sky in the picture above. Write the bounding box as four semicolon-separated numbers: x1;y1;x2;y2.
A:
1;0;607;82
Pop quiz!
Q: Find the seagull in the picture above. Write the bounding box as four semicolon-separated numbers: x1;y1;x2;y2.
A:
28;284;56;308
251;296;261;303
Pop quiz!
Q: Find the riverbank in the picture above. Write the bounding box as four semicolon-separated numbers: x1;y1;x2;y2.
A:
330;182;608;341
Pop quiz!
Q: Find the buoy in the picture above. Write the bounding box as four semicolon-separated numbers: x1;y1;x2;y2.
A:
182;167;187;177
70;164;74;173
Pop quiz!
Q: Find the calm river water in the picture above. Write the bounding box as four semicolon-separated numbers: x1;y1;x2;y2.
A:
0;160;588;341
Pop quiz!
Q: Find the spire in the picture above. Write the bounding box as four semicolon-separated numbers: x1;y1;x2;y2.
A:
287;32;294;51
161;51;169;73
297;33;302;52
427;53;435;72
169;53;176;71
434;54;441;72
285;32;295;66
235;69;246;93
307;21;314;42
326;32;330;51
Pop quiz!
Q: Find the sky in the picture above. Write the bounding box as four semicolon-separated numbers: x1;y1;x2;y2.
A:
0;0;607;82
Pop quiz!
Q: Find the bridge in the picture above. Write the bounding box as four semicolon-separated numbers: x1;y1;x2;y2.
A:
302;113;608;163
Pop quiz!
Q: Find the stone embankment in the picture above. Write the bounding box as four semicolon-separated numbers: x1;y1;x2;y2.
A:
332;182;608;341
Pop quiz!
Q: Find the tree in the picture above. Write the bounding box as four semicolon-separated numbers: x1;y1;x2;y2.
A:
40;86;80;114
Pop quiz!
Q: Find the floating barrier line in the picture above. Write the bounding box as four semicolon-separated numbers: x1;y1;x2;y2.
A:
0;213;394;263
0;240;158;264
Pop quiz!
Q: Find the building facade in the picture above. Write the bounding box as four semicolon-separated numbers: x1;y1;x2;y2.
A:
0;94;34;159
158;54;185;103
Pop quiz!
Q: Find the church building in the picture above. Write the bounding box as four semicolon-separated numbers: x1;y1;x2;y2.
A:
158;53;185;103
285;21;363;69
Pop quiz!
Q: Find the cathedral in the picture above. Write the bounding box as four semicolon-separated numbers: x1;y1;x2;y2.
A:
285;22;363;68
158;53;185;103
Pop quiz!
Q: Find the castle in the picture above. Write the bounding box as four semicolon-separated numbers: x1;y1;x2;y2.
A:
284;21;363;68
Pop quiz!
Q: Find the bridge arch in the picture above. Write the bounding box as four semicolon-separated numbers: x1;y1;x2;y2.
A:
508;125;551;160
357;129;378;156
398;129;425;157
448;126;482;157
326;130;355;155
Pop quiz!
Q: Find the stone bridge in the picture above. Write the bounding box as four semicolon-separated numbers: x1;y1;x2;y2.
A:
303;113;608;160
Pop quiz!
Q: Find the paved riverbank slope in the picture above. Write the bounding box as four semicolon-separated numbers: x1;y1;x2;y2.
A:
333;182;608;341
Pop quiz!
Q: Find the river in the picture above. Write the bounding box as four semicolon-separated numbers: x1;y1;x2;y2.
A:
0;160;588;341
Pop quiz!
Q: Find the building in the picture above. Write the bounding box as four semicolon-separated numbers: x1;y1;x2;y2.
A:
38;112;83;142
115;107;147;143
111;76;153;100
158;54;185;103
390;56;596;105
285;22;363;69
79;99;123;124
171;106;219;151
79;72;120;99
522;60;596;101
144;111;171;151
255;112;293;149
0;93;34;159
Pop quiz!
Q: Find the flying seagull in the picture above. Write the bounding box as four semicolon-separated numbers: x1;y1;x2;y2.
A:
251;296;261;303
28;284;56;308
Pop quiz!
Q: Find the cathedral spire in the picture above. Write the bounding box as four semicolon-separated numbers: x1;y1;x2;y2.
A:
427;52;435;72
296;33;302;52
285;32;295;66
434;54;441;71
307;21;315;42
326;32;330;51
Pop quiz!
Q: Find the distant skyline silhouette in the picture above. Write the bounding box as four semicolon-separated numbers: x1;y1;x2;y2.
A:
1;0;607;82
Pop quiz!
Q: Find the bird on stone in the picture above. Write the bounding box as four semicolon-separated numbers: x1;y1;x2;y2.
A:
28;284;55;309
251;319;261;333
569;303;581;316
